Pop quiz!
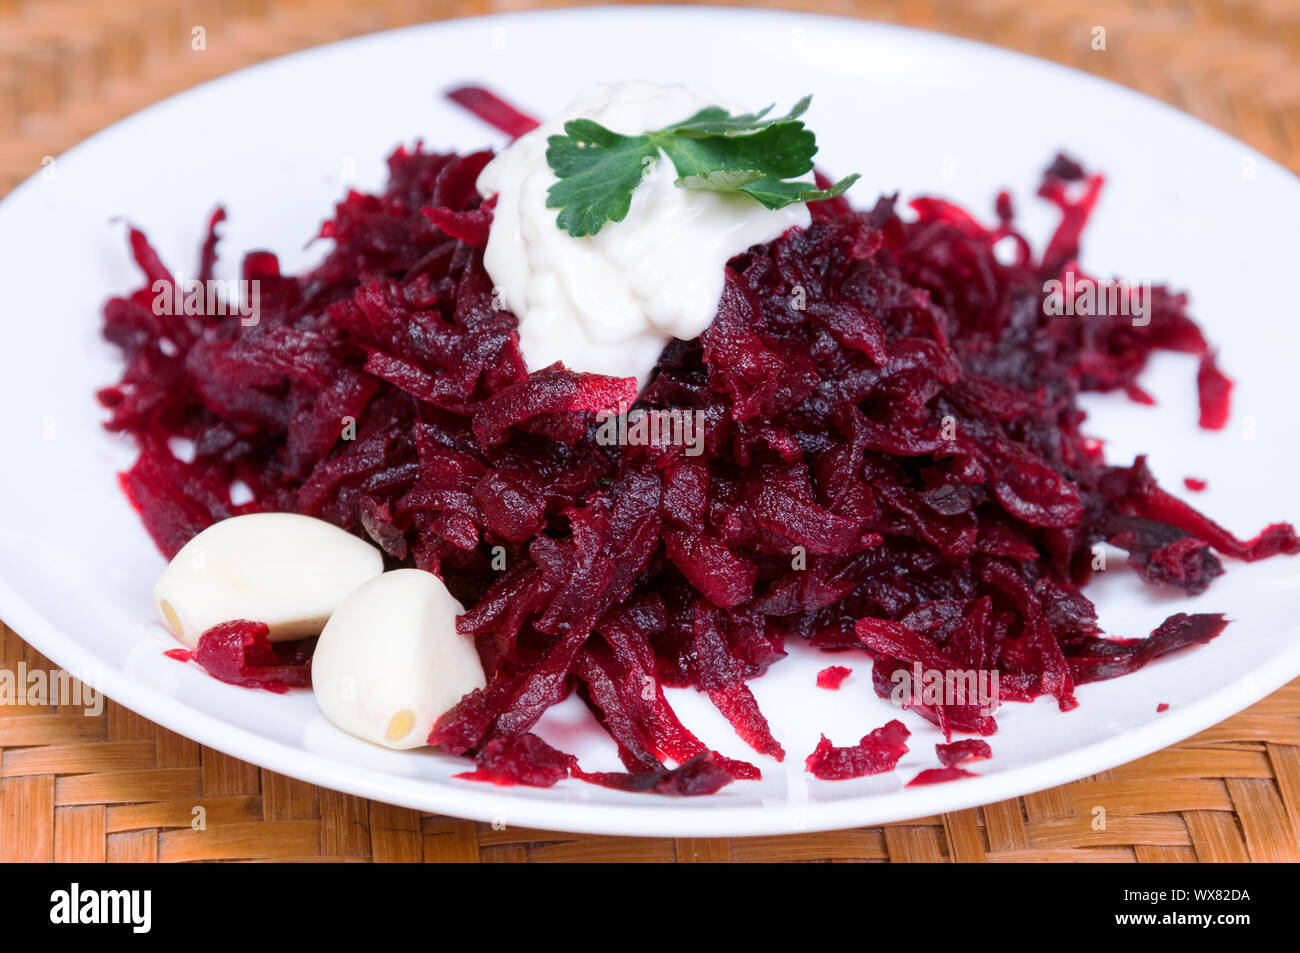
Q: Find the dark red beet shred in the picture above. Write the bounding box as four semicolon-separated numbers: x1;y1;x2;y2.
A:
166;620;313;694
456;732;575;787
99;92;1299;795
816;665;853;689
805;719;911;780
935;738;992;767
572;750;753;796
907;766;977;786
444;86;540;139
1196;353;1232;431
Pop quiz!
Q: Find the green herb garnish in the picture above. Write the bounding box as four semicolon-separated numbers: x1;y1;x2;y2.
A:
544;96;859;237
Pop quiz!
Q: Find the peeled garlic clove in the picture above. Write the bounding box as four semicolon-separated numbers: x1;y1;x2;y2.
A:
153;513;384;649
310;568;485;750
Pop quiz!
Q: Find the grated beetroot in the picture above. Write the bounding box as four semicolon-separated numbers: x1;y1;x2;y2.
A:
816;665;853;690
444;86;540;139
804;719;911;780
165;620;314;693
455;732;575;787
572;750;753;796
99;93;1299;793
1196;353;1232;431
935;738;992;767
907;766;977;786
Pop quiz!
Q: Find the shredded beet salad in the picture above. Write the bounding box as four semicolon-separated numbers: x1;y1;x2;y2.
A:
98;90;1299;796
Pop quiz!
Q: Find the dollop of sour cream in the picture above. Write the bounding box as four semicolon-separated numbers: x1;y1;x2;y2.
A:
478;81;812;385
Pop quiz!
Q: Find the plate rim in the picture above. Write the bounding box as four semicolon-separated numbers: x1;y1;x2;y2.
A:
3;4;1299;838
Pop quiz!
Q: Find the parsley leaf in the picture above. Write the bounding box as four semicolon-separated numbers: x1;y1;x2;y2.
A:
544;96;857;237
545;119;659;238
735;173;860;209
665;96;809;137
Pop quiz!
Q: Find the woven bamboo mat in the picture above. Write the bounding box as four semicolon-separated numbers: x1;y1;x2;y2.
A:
2;0;1299;862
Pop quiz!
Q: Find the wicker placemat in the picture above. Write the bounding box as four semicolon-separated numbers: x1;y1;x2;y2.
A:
3;0;1299;862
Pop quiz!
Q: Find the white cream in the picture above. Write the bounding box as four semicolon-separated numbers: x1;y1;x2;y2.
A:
153;513;385;649
310;569;485;749
478;81;811;386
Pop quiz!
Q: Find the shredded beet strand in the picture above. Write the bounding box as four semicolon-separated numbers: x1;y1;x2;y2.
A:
166;620;313;694
907;766;977;786
805;719;911;780
816;665;853;690
935;738;992;767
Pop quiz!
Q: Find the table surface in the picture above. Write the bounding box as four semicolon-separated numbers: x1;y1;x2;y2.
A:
2;0;1299;862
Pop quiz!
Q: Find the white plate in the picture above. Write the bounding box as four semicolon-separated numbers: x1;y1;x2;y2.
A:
2;7;1299;838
